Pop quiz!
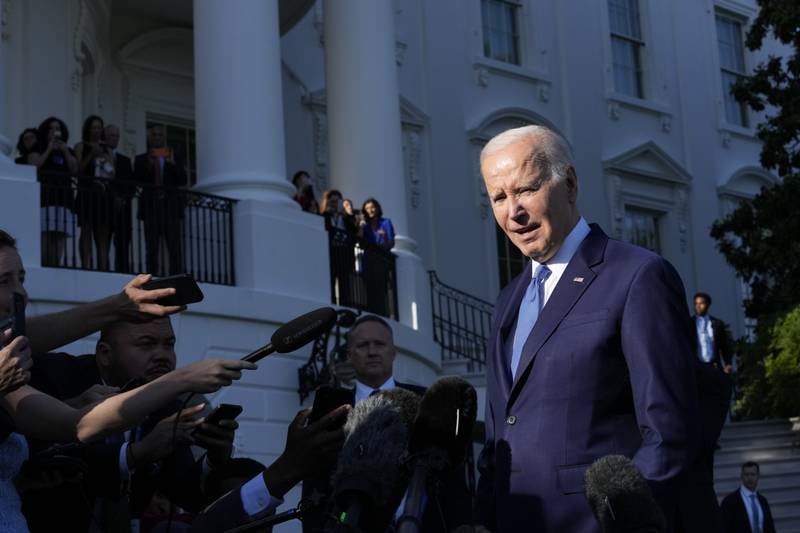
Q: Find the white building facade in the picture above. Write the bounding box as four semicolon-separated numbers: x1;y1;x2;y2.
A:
0;0;783;525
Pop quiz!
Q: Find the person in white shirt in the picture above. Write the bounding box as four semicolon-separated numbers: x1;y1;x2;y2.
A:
721;461;776;533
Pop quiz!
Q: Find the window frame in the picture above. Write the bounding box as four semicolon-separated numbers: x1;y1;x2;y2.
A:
481;0;523;66
607;0;646;99
714;10;749;128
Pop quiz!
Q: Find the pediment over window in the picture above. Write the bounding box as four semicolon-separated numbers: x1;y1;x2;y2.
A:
603;142;691;185
718;166;778;200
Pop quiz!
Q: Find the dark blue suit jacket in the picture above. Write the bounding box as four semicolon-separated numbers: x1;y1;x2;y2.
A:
476;224;699;532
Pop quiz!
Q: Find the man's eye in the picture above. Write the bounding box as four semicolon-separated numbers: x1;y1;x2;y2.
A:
492;195;505;204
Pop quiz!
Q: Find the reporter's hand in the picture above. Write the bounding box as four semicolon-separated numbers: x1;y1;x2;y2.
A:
64;384;119;408
130;403;205;466
0;332;32;395
263;405;349;498
194;418;238;467
116;274;185;322
171;358;257;394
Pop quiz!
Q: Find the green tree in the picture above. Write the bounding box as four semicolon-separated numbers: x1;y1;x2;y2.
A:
710;0;800;419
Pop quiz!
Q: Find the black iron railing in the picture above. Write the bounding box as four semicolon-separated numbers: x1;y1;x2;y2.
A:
327;226;398;320
429;271;494;372
39;172;236;285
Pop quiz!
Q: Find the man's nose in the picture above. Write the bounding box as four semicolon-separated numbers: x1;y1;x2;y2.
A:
507;196;526;222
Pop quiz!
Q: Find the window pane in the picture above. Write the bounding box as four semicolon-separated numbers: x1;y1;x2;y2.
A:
716;13;747;126
612;37;642;97
722;72;747;126
623;208;661;254
481;0;520;65
609;0;641;40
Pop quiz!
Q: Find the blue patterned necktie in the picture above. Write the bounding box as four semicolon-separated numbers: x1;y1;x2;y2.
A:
510;264;551;379
749;494;761;533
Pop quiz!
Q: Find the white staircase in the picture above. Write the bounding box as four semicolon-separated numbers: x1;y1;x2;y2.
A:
715;418;800;532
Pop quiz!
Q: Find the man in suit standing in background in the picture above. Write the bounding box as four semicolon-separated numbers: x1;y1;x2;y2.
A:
134;123;187;275
721;461;776;533
475;125;699;532
693;292;735;373
104;124;135;273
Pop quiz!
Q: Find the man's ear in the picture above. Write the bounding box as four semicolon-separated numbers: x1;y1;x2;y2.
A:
566;166;578;203
96;340;113;370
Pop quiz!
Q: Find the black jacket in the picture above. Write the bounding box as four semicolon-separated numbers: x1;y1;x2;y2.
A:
23;352;207;533
720;489;776;533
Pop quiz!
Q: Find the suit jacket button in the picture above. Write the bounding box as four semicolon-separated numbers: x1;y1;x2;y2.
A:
506;415;517;425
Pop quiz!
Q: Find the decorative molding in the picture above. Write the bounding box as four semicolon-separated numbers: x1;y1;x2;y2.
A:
403;129;422;208
395;40;407;67
311;107;328;189
1;0;11;41
721;130;732;148
606;174;624;239
471;139;491;220
660;113;672;133
538;83;550;103
313;2;324;47
603;141;692;185
675;187;689;253
608;101;621;121
475;66;489;88
71;0;88;92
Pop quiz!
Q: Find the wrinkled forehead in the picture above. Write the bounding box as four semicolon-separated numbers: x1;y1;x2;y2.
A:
108;317;174;344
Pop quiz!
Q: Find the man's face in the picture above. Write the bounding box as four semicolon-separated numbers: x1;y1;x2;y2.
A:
482;138;578;263
0;247;27;321
694;296;710;316
105;126;120;149
99;319;177;386
347;321;396;387
148;126;165;148
741;466;759;491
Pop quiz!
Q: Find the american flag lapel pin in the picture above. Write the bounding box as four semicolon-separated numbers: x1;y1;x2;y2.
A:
573;277;585;283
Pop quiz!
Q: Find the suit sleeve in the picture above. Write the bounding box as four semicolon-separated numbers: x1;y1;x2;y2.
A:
621;256;700;507
157;447;208;512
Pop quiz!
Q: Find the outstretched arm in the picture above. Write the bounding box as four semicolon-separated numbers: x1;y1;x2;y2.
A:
26;274;184;355
0;358;256;443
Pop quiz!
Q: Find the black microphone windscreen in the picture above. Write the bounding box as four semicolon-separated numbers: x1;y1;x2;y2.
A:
584;455;665;533
409;376;477;466
271;307;337;353
332;389;420;531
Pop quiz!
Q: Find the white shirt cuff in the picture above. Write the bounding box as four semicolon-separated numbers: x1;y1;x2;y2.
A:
240;474;283;519
119;442;133;478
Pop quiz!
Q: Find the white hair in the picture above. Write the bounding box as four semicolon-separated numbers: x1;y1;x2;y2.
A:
480;125;574;182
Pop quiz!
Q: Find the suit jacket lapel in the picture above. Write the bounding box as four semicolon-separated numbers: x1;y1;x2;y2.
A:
508;225;608;408
495;261;533;396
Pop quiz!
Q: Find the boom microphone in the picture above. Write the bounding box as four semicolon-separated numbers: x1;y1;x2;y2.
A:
331;388;421;533
397;377;478;533
242;307;337;363
584;455;666;533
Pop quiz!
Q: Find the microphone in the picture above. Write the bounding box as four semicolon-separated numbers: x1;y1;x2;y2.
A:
331;388;421;533
397;377;477;533
242;307;337;363
584;455;666;533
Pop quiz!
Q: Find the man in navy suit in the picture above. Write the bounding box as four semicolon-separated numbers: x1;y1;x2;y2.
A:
475;125;699;532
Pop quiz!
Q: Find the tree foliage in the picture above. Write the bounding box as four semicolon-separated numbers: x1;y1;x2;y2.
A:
710;0;800;419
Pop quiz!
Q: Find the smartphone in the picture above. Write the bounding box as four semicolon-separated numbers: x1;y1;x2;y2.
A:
309;386;352;426
141;274;204;307
193;403;243;437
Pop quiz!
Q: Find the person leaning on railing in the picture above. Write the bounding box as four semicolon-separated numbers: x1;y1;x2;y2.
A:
74;114;116;272
27;117;78;267
0;229;257;532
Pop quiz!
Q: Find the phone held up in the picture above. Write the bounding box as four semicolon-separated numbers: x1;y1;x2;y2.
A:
141;274;204;307
0;293;26;341
309;386;352;429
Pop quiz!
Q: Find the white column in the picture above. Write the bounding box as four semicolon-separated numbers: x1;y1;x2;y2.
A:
0;5;12;160
324;0;432;332
324;0;415;251
193;0;295;206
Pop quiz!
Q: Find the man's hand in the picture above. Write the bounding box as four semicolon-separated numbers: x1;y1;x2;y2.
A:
167;358;257;394
115;274;185;323
64;384;119;409
0;332;32;396
723;364;733;374
194;418;237;467
263;405;349;498
128;403;205;467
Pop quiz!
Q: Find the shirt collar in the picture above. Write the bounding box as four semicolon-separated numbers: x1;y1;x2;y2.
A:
354;376;396;402
740;485;758;498
531;217;591;278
